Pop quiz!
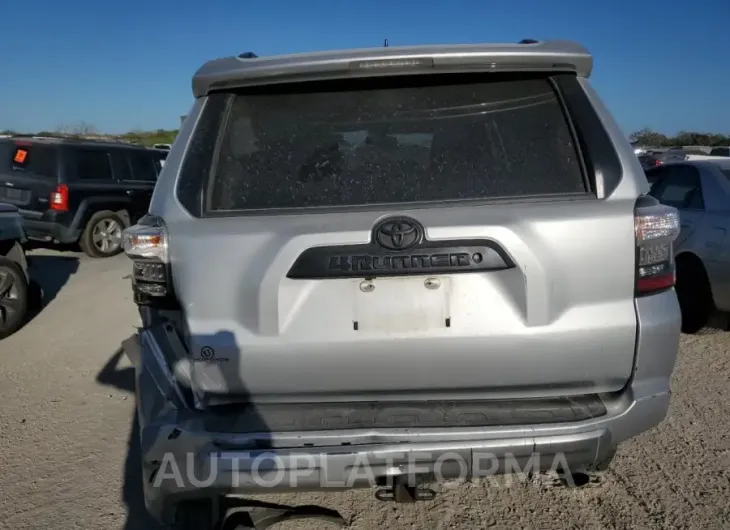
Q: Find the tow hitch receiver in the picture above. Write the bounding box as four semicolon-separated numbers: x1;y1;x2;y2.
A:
375;476;437;503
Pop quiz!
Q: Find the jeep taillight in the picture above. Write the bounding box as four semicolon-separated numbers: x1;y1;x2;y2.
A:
50;184;68;212
635;197;680;296
122;215;177;307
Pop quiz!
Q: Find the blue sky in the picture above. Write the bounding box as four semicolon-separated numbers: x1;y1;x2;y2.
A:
2;0;728;135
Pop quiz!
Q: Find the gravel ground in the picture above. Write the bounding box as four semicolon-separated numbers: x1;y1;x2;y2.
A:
0;248;728;529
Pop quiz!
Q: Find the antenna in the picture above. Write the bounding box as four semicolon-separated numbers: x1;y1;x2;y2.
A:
384;39;389;48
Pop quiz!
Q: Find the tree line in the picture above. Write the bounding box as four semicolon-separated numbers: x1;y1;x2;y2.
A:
3;124;729;149
1;123;179;147
630;128;730;147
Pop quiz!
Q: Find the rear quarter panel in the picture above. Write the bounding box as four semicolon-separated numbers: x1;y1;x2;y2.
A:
576;78;649;199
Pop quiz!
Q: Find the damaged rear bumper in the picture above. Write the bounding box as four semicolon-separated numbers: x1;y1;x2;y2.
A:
123;292;680;524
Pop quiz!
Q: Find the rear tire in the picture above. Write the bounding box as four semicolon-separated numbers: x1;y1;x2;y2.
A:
0;257;29;340
167;500;216;530
675;256;713;334
79;211;126;258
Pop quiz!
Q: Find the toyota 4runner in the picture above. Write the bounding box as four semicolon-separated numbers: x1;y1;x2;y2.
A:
122;40;682;529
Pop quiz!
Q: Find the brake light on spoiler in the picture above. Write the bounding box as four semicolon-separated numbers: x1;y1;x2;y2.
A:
634;197;680;296
351;58;435;71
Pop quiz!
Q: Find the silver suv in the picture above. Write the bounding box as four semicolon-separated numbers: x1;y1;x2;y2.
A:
122;40;682;529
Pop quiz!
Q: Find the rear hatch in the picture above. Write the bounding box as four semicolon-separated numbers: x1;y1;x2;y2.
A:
167;71;640;405
0;140;59;213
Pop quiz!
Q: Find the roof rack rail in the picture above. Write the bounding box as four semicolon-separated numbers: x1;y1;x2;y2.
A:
238;52;258;59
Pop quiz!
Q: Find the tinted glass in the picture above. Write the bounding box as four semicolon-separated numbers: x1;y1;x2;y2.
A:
649;165;703;210
710;147;730;157
207;75;586;212
685;187;704;210
8;144;58;178
645;167;666;188
127;151;158;182
74;150;113;180
111;152;132;181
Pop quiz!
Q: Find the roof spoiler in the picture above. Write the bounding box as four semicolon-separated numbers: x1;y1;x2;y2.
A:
192;40;593;97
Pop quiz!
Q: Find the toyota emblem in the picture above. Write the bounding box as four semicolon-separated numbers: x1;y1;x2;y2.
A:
373;217;423;251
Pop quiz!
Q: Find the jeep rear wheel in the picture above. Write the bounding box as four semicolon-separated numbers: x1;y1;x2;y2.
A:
79;211;126;258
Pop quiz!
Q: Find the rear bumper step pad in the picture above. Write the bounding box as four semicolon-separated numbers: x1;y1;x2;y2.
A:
204;395;607;433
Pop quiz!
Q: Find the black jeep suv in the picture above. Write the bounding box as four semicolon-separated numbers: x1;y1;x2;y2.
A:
0;136;165;257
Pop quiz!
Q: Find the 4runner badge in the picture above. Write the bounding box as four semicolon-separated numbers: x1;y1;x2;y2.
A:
286;215;516;279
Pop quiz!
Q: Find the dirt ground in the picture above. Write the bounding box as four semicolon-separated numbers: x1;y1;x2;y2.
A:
0;249;728;530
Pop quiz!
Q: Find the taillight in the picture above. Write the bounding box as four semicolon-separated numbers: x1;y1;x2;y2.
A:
654;159;662;166
634;197;680;296
49;184;69;212
122;215;177;307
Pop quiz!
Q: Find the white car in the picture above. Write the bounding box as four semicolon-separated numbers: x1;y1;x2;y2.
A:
150;146;169;167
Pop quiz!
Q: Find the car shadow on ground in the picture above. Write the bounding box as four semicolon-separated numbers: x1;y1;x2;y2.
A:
25;252;80;322
96;346;163;530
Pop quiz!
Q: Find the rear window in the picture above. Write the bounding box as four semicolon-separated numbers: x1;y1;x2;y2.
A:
710;147;730;157
8;143;58;178
207;75;587;212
